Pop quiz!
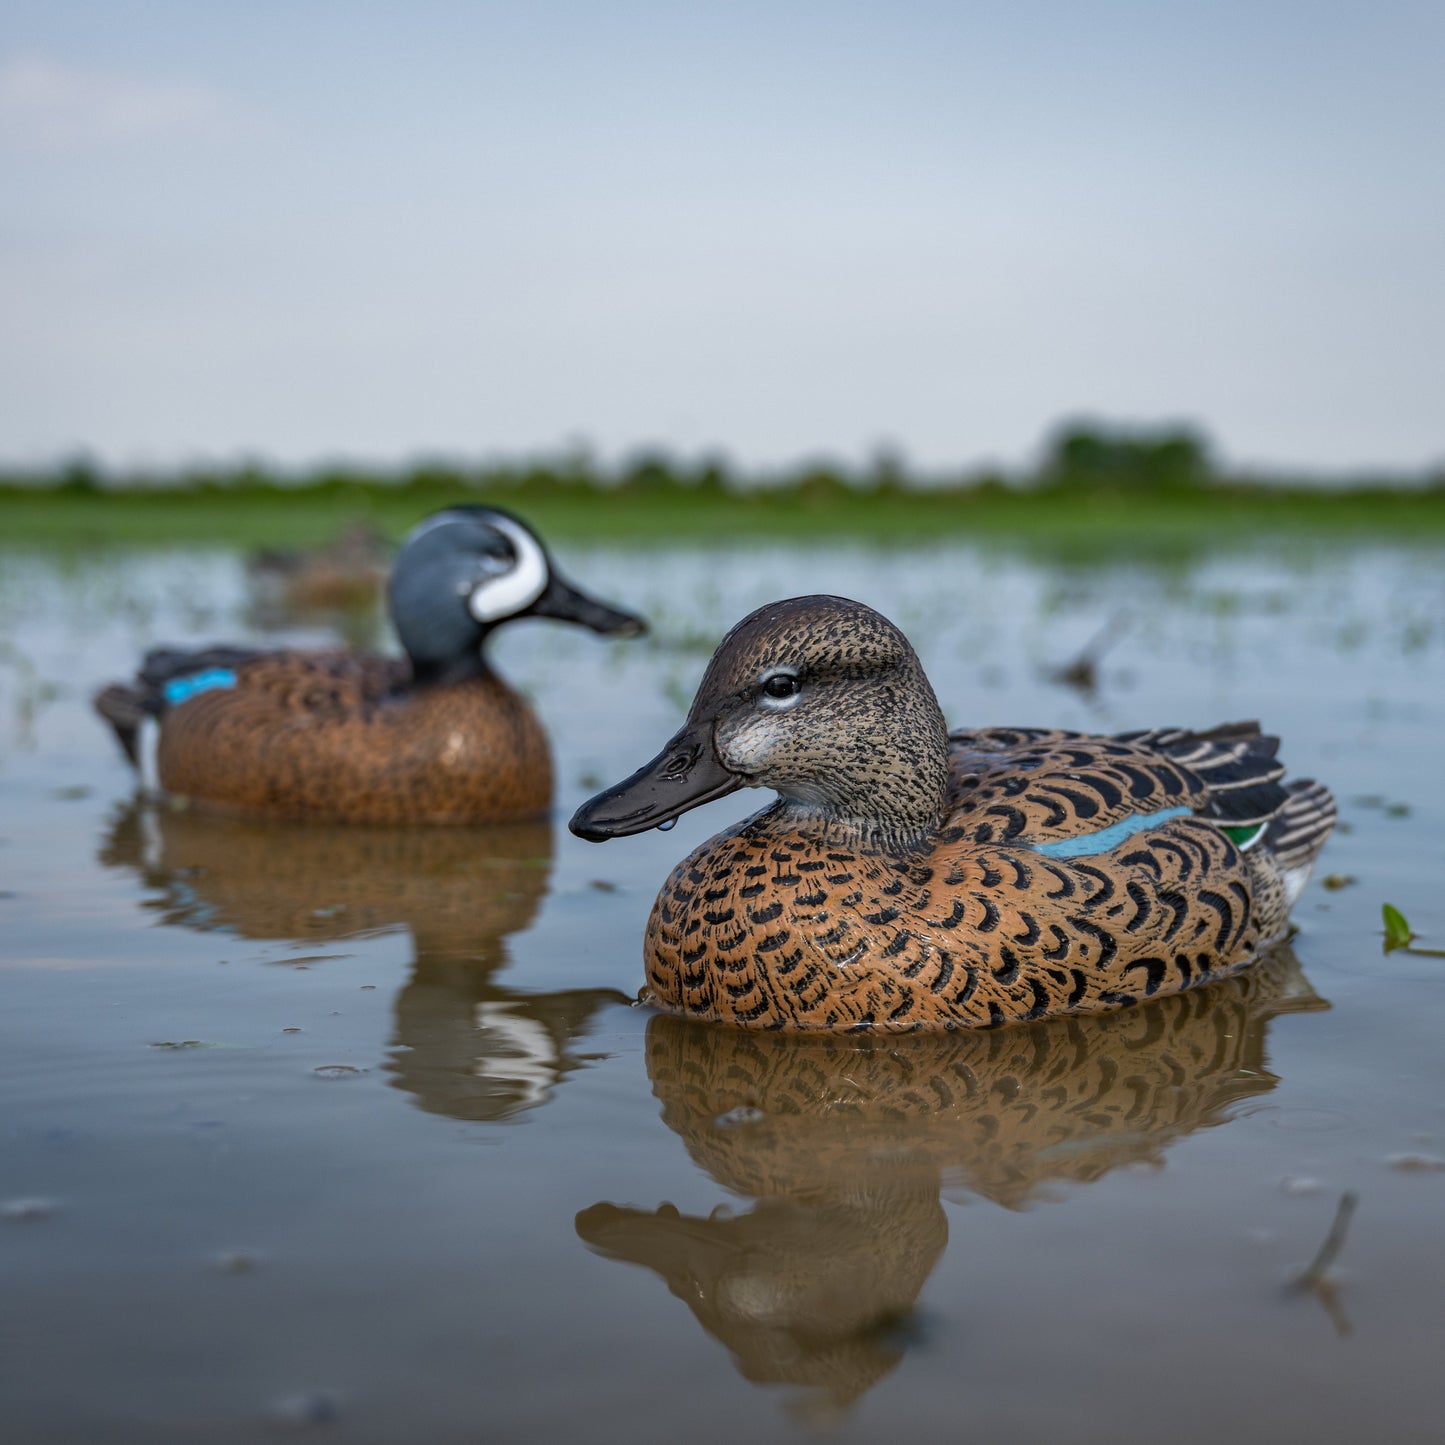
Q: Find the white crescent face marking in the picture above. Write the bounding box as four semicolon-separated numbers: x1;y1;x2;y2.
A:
468;514;550;623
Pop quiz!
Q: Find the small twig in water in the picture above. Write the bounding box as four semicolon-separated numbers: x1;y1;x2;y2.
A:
1046;612;1131;698
1290;1190;1358;1293
1287;1190;1359;1337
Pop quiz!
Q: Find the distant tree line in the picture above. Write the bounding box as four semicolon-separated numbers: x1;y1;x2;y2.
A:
2;422;1437;498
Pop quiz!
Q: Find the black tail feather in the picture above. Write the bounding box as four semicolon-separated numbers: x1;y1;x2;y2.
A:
1118;721;1290;829
93;684;154;769
1265;779;1337;871
93;645;261;769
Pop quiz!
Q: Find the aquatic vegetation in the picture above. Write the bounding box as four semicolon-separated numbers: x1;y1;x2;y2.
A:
1382;903;1445;957
1383;903;1414;950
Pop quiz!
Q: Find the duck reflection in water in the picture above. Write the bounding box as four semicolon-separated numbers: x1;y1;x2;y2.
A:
99;800;627;1120
578;950;1326;1413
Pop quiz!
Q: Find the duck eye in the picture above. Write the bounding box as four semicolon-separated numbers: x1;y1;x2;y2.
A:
761;673;800;700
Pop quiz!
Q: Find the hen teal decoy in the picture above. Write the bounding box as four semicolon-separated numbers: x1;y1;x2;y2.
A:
245;518;391;614
96;507;646;824
570;595;1336;1031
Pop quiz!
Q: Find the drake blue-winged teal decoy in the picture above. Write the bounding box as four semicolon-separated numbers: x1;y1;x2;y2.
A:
96;507;646;823
570;595;1336;1031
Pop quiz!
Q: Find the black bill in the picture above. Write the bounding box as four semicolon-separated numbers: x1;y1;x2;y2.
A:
529;572;648;638
569;722;741;840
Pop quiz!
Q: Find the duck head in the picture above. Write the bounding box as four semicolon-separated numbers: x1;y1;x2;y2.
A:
388;507;646;685
570;595;949;851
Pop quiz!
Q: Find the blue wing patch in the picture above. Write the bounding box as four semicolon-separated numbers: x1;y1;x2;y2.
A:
1032;805;1191;859
163;668;238;707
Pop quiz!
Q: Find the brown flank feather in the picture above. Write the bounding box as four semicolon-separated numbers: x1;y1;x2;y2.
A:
573;595;1336;1031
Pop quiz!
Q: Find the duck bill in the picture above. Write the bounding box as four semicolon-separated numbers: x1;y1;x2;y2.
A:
528;571;648;638
569;723;741;841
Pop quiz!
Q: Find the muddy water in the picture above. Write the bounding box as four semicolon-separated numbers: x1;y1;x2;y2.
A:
1;539;1443;1444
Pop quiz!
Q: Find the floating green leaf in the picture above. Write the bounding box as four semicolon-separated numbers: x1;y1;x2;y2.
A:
1382;904;1415;952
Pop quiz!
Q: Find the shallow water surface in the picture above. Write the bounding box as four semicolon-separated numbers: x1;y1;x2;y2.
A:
2;539;1444;1443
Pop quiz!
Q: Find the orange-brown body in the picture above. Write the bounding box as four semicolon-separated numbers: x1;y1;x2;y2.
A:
642;729;1313;1031
156;651;551;824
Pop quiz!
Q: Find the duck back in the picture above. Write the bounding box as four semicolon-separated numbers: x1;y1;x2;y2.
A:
154;650;551;824
643;725;1333;1030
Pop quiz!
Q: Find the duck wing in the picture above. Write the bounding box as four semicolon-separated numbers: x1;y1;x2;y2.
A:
945;721;1289;851
206;650;410;718
94;646;266;767
94;647;408;767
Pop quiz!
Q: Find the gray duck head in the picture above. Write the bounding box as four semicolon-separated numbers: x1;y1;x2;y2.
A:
388;507;646;685
570;595;949;851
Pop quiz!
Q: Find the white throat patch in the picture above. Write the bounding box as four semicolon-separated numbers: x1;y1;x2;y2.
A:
469;514;550;623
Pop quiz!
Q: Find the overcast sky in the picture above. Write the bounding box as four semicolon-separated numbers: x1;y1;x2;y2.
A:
1;1;1441;474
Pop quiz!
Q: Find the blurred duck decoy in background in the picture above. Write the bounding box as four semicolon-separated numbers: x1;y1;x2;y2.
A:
571;595;1335;1030
245;518;393;617
95;507;646;823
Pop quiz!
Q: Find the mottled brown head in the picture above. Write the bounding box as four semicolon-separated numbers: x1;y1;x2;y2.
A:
570;596;949;850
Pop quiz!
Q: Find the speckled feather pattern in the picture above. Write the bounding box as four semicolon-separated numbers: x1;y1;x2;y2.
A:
619;597;1335;1032
641;944;1322;1206
645;739;1287;1030
701;598;950;844
156;650;551;824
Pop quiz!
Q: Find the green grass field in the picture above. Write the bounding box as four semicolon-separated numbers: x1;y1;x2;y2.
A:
5;423;1443;559
4;474;1445;559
